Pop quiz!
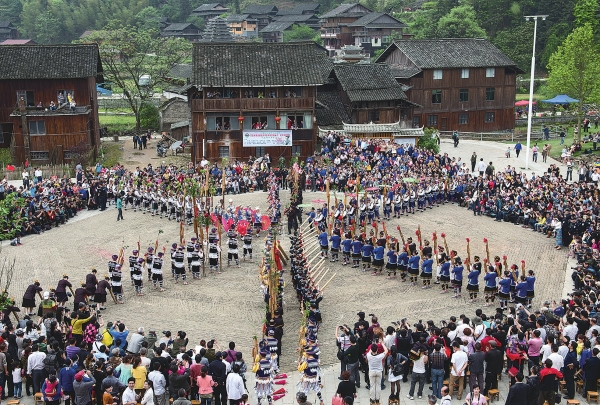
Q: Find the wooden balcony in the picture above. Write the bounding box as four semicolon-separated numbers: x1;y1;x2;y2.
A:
192;97;314;112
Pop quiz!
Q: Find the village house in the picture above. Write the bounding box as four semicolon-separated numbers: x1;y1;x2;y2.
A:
376;38;521;132
0;44;103;165
188;41;331;162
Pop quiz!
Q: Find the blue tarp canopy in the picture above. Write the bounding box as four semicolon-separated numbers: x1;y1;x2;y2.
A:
542;94;579;104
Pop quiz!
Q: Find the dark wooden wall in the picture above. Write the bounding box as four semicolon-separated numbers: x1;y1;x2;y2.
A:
0;77;100;165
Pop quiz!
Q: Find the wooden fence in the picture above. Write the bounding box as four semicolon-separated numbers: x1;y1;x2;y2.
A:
0;164;74;181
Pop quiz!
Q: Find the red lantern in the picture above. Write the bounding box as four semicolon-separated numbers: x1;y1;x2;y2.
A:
275;116;281;122
238;116;244;123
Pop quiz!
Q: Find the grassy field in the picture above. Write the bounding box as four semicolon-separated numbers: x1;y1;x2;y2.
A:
98;141;124;167
99;114;137;133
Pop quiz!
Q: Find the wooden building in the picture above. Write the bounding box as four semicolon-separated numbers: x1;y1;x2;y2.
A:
320;3;372;55
226;14;259;38
161;23;203;41
0;22;19;42
189;41;331;162
375;38;521;132
327;63;416;125
191;3;230;20
243;4;278;31
0;44;103;164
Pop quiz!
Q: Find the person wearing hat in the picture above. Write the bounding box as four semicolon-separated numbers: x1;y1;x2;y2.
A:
128;250;139;286
173;245;187;284
483;265;498;307
253;207;262;235
254;349;273;405
227;226;240;268
40;291;57;316
298;347;324;405
190;243;203;279
110;264;124;304
186;238;197;272
407;248;420;286
242;227;253;262
151;252;166;291
208;228;221;274
22;281;42;316
438;253;451;293
146;247;155;281
73;369;96;405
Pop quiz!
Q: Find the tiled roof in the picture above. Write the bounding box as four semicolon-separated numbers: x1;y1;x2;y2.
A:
0;44;101;80
168;63;192;79
226;14;252;22
193;3;226;11
378;38;517;69
260;21;294;32
163;23;197;31
389;65;422;79
0;21;14;28
277;3;319;15
333;63;406;102
274;14;317;22
316;91;350;127
320;3;370;18
244;4;278;14
347;12;407;28
192;41;331;86
201;17;234;42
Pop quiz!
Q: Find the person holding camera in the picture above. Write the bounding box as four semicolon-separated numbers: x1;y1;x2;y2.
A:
366;339;388;404
336;325;352;378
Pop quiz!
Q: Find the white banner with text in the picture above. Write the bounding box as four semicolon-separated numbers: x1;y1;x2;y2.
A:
242;130;293;147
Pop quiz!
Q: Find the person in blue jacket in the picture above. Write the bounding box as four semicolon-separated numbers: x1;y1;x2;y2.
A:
483;265;498;307
497;271;513;309
439;254;451;293
351;237;363;268
467;257;481;302
329;230;341;263
341;233;352;266
386;239;398;279
361;239;374;272
372;241;385;276
420;253;434;289
451;256;464;298
515;275;528;306
526;270;536;309
397;245;408;281
318;230;329;259
407;251;420;286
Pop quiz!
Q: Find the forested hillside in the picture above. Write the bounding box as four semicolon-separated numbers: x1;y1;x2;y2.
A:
1;0;596;73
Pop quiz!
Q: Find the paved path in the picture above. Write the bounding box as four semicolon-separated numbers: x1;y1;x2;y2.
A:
1;139;581;405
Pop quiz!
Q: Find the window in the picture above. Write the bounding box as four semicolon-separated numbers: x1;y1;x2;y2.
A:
292;145;302;156
16;90;34;106
431;90;442;104
286;115;305;129
485;87;495;101
485;112;495;123
433;69;443;80
56;90;74;104
427;115;438;126
30;151;49;160
255;147;266;157
207;114;238;130
458;114;468;125
218;146;229;158
461;68;469;79
284;87;302;97
63;150;74;159
412;116;420;127
28;121;46;135
251;116;268;129
368;110;380;122
486;68;495;78
459;89;469;103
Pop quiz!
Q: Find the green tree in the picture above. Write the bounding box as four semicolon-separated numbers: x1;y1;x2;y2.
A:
436;5;487;38
574;0;599;30
283;24;317;42
407;10;437;39
79;27;192;129
139;102;160;130
34;11;61;43
548;24;600;141
0;0;22;24
492;23;533;71
135;6;161;30
419;128;440;153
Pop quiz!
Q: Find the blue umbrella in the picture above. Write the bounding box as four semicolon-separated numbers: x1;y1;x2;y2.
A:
542;94;579;104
